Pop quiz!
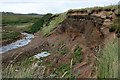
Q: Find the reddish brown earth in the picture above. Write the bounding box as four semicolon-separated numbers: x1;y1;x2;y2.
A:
2;9;118;78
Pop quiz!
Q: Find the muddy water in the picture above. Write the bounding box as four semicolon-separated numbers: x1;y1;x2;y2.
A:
0;33;34;54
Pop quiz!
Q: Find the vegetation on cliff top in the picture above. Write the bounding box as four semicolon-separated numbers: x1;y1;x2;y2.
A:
67;5;118;14
41;13;66;36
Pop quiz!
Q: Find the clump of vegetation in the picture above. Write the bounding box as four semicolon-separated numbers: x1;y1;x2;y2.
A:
2;31;20;40
57;41;68;55
98;39;118;78
28;13;52;33
56;64;72;78
41;13;66;36
42;60;53;68
67;5;118;14
109;18;120;37
73;45;83;63
60;47;68;55
2;57;38;78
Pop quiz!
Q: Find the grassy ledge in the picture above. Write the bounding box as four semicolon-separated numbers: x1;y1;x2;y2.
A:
41;13;66;36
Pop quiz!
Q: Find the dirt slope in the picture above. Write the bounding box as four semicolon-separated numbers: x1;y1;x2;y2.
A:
2;8;118;78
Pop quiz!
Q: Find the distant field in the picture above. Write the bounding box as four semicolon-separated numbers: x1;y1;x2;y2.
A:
2;31;20;40
2;13;42;25
3;23;33;32
2;13;42;43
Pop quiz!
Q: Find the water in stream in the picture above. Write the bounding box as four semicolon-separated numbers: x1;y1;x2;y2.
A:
0;33;34;54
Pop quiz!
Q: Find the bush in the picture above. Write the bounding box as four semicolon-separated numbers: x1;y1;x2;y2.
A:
109;19;120;34
29;13;52;33
109;17;120;38
109;24;120;33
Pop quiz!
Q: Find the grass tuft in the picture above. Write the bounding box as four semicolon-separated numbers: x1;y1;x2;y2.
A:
98;39;118;78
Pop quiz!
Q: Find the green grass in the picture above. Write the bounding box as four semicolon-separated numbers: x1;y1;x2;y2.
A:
68;5;118;14
2;13;42;25
57;64;71;77
2;56;48;78
2;57;37;78
60;47;68;55
28;13;52;33
2;31;20;40
56;62;75;78
3;23;33;32
2;13;42;35
41;13;66;36
98;39;118;78
15;23;33;32
73;45;83;63
1;23;33;43
109;18;120;36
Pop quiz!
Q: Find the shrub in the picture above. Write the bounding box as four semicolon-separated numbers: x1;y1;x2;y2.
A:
109;25;118;32
29;13;52;33
109;18;120;34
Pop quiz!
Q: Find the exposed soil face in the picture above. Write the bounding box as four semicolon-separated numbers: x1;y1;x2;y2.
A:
2;9;117;78
56;15;104;46
42;15;105;77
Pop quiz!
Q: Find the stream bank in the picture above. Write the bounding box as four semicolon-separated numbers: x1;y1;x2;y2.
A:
0;33;34;54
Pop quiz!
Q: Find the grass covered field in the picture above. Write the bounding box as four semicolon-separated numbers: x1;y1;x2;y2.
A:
2;12;42;43
2;13;42;25
2;31;20;40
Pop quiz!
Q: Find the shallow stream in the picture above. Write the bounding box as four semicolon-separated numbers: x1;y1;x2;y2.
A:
0;33;34;54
